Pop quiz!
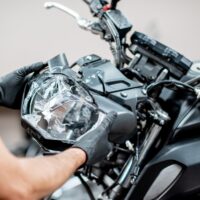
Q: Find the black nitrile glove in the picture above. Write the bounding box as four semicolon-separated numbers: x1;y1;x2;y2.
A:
0;62;47;109
73;112;117;165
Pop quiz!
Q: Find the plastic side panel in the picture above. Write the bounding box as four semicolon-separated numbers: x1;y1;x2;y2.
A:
125;139;200;200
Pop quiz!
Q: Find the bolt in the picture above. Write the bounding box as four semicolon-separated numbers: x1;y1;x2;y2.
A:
120;92;128;98
136;68;140;72
85;96;93;102
86;55;93;61
142;88;147;95
125;140;134;151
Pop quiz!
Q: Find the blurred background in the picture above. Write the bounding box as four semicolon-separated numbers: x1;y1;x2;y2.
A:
0;0;200;151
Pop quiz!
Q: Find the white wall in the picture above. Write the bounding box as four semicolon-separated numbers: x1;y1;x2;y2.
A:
0;0;200;149
0;0;200;74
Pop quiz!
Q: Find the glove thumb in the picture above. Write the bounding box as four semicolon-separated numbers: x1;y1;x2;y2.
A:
101;111;117;130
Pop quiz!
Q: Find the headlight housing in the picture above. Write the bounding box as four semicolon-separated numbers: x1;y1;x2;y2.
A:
21;56;100;151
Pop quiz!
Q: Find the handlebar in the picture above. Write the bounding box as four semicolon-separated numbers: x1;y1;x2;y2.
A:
44;0;128;68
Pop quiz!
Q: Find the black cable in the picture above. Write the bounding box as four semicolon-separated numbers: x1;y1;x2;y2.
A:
186;75;200;86
121;44;132;64
101;155;134;197
110;0;120;9
146;80;196;99
103;15;123;68
121;68;146;82
76;173;96;200
97;74;107;95
69;62;77;68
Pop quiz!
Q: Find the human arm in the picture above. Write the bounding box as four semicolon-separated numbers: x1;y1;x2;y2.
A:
0;138;86;200
0;112;116;200
0;62;116;199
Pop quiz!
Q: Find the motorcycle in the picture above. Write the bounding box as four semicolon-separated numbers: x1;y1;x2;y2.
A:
21;0;200;199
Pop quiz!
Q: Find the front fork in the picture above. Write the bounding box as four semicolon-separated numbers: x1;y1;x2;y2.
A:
100;108;170;200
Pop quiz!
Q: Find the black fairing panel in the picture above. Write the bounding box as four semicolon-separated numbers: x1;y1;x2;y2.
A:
171;101;200;143
125;139;200;200
93;94;137;143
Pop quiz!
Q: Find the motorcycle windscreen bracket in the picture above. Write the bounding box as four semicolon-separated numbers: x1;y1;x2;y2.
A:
77;54;142;94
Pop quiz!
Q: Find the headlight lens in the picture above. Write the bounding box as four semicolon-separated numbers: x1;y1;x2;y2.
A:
22;73;99;145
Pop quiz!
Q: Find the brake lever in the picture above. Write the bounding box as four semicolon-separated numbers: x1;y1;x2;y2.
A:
44;1;93;30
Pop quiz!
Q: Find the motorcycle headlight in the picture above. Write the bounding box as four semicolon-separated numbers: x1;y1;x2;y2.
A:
21;65;100;151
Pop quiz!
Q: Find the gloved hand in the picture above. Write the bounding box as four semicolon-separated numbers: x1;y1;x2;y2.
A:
72;112;117;165
0;62;47;109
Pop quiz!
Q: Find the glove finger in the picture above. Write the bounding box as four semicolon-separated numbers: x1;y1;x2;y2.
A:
17;62;48;77
101;111;117;130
